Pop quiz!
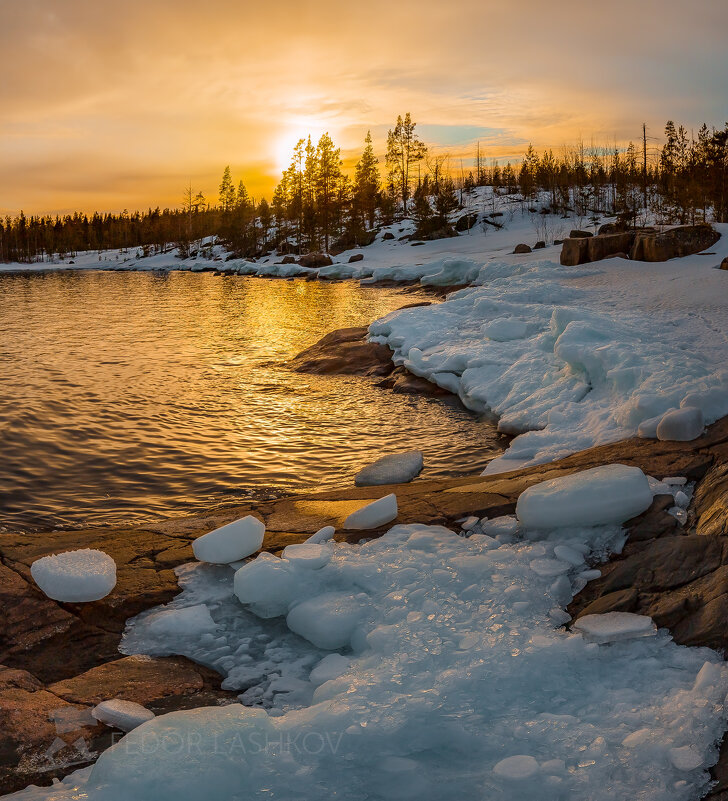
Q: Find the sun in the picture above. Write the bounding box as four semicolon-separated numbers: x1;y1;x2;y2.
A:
272;117;337;176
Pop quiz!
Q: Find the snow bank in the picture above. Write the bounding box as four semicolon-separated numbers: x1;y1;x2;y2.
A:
30;549;116;602
28;465;728;801
92;700;155;732
369;229;728;472
192;515;265;564
354;451;424;486
516;464;653;529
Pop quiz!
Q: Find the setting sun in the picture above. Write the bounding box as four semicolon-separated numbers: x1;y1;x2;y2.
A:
272;117;342;175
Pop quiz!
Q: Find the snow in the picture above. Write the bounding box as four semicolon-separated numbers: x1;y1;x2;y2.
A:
30;548;116;602
281;542;333;570
354;451;424;486
308;653;351;686
573;612;657;644
192;515;265;564
516;464;653;529
343;493;398;529
656;407;705;442
92;700;155;732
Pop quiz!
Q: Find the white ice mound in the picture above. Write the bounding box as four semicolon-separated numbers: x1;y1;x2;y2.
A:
92;699;155;732
306;525;335;543
482;317;528;341
233;554;300;618
145;604;218;636
656;407;705;442
309;653;351;685
282;542;332;570
286;592;367;649
516;465;652;529
343;494;398;529
30;548;116;602
573;612;657;644
354;451;424;486
192;515;265;564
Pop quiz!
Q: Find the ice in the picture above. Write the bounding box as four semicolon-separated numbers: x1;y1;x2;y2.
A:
573;612;657;644
281;542;332;570
309;653;351;685
663;477;688;486
233;554;302;618
482;317;528;341
481;515;519;537
287;592;368;649
306;525;335;543
92;700;155;732
30;548;116;602
343;493;398;529
192;515;265;564
492;755;540;780
516;465;652;529
669;746;704;771
674;490;689;508
354;451;424;486
144;604;218;637
460;515;480;531
656;407;705;442
19;514;728;801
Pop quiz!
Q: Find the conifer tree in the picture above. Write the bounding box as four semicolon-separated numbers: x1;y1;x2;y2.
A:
354;131;380;229
219;166;235;213
386;113;427;215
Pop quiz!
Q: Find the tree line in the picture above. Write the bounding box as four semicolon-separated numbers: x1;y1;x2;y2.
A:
1;116;727;263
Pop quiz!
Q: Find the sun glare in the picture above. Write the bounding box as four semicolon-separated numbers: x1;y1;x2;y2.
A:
272;117;338;176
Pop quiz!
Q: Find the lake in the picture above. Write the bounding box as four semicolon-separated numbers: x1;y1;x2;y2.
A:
0;270;501;530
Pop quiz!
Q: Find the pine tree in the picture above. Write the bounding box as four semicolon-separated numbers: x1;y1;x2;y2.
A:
354;131;380;230
315;132;342;252
385;113;427;215
219;166;235;213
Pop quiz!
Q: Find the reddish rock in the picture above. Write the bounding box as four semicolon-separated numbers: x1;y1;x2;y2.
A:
560;237;590;266
630;224;719;262
286;326;394;377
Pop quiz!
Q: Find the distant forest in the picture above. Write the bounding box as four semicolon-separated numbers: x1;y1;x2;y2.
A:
1;116;727;263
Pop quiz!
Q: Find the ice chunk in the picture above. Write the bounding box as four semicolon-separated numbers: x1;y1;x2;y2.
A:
482;317;528;341
530;558;571;577
145;604;218;637
282;542;332;570
354;451;423;486
92;699;155;732
553;545;585;566
286;592;367;649
492;755;540;780
637;414;664;439
343;494;398;529
306;525;335;543
30;548;116;602
481;516;518;537
573;612;656;644
516;465;652;529
668;746;703;771
663;476;687;486
674;490;689;508
192;515;265;564
309;653;351;685
656;407;705;442
461;516;480;531
233;555;299;618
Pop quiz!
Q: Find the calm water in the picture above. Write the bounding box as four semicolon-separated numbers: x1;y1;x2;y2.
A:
0;271;501;530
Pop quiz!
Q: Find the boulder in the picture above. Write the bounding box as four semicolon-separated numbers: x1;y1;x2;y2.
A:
513;243;531;254
630;224;719;262
455;213;478;232
348;253;364;263
587;232;636;262
598;222;626;235
382;232;395;241
533;241;546;249
287;327;394;377
569;229;593;238
298;252;332;268
560;237;590;266
278;255;297;265
720;257;728;271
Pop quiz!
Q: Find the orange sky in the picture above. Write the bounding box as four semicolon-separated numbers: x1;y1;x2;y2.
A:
1;0;727;216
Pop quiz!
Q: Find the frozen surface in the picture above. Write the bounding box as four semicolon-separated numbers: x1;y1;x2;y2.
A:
18;488;728;801
192;515;265;564
92;700;155;732
343;493;398;529
516;464;653;529
30;549;116;602
354;451;424;486
144;604;218;637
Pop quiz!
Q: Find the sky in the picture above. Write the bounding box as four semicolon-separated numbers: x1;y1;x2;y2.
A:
1;0;727;216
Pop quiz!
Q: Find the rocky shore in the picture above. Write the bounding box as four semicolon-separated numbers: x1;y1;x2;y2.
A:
2;327;728;796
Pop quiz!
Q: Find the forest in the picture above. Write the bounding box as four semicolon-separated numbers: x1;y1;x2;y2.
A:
1;116;727;263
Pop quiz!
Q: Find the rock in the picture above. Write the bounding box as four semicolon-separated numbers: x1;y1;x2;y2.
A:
630;224;719;262
376;366;451;396
560;237;590;266
587;232;636;262
298;252;332;268
554;239;563;245
455;213;478;232
720;257;728;271
513;243;531;254
348;253;364;263
569;229;593;238
278;255;297;265
598;222;626;235
692;461;728;537
656;406;704;442
355;452;424;486
382;232;395;241
533;241;546;249
287;327;394;378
